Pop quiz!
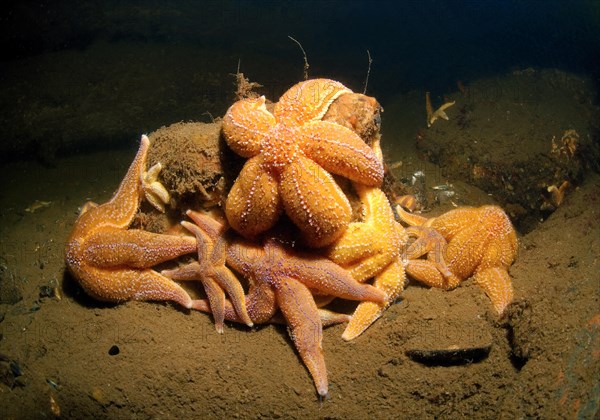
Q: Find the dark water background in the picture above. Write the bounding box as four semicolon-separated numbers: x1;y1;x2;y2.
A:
0;0;598;160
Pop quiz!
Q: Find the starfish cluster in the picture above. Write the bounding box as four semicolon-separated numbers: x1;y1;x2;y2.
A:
65;79;519;398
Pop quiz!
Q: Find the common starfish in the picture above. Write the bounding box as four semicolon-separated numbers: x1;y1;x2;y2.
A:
398;205;518;314
327;185;408;340
222;78;384;247
161;210;253;332
425;91;455;128
65;135;198;307
177;211;386;396
141;162;170;213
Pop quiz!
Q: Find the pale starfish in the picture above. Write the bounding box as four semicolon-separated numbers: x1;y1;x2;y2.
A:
327;185;408;340
426;91;455;128
65;135;197;307
398;205;517;314
222;78;384;247
229;235;386;396
178;211;387;396
141;162;170;212
161;210;253;333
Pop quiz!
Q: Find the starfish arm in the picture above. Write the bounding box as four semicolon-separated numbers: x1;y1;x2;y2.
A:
444;225;486;279
344;253;397;283
180;220;212;261
70;135;149;237
404;225;453;278
76;264;193;308
478;234;518;272
318;309;351;326
328;187;403;282
274;79;351;125
282;252;387;303
342;259;405;341
83;228;197;268
245;281;278;323
280;156;352;247
435;101;456;121
425;92;434;124
102;134;150;227
185;209;226;242
473;267;514;314
395;205;431;227
428;101;455;127
326;223;375;266
226;239;267;278
212;266;253;327
161;261;203;281
476;206;518;269
405;259;447;289
274;276;328;397
429;207;479;240
202;276;227;333
301;120;384;186
223;96;275;158
191;280;277;325
225;155;283;238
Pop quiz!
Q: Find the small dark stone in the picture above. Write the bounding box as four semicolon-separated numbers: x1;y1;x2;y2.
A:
406;344;491;366
9;361;22;377
108;345;120;356
39;285;54;299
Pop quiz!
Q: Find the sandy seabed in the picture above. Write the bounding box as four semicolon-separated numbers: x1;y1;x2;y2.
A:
0;66;599;418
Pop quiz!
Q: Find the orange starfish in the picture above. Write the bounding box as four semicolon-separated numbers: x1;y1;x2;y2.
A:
223;78;384;247
65;135;198;307
229;236;386;397
398;205;518;314
178;211;386;397
327;186;408;340
161;210;253;332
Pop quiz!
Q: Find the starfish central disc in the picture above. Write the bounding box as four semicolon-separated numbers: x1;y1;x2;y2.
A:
261;123;301;171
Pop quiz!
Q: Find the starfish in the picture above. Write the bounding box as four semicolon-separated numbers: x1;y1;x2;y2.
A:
161;210;253;333
327;186;409;340
222;78;384;247
426;91;455;128
178;212;387;396
65;135;198;307
229;235;386;396
141;162;170;213
398;205;518;314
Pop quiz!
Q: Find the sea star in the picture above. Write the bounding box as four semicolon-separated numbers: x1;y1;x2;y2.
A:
398;205;518;314
177;211;386;396
425;91;455;128
141;162;170;213
65;135;198;307
222;78;384;247
327;186;408;340
161;210;253;333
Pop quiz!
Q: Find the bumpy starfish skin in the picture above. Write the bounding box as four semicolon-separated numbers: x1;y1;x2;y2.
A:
398;205;518;314
224;234;386;396
161;210;253;333
65;135;197;307
328;186;408;340
223;79;384;247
